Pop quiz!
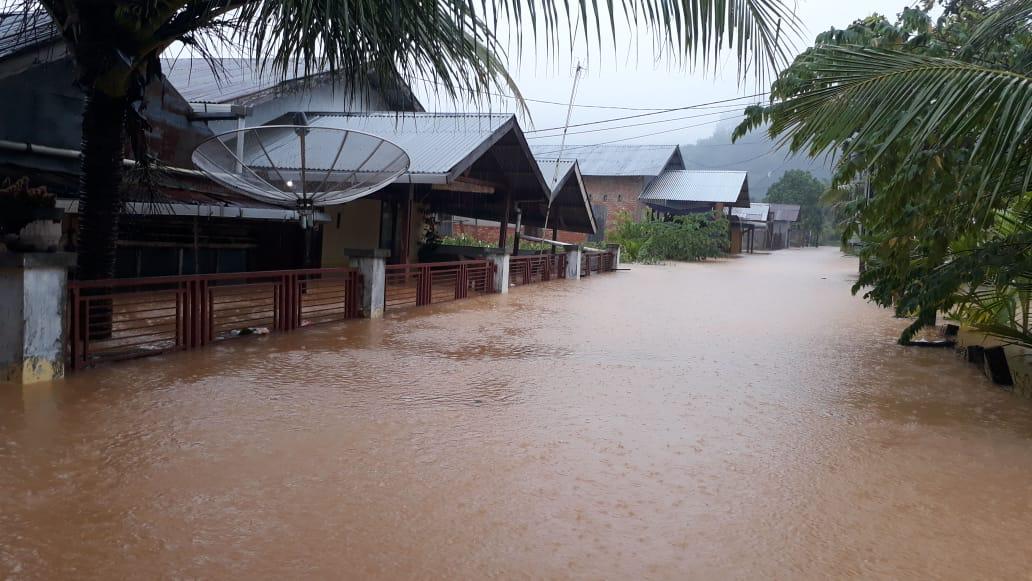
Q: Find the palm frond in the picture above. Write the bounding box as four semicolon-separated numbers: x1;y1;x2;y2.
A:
960;0;1032;61
766;46;1032;206
224;0;800;104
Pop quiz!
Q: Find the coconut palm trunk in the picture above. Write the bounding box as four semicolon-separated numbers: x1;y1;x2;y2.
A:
77;88;128;339
77;89;127;281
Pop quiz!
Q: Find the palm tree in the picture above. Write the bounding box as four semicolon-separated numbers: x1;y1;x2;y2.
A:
4;0;798;281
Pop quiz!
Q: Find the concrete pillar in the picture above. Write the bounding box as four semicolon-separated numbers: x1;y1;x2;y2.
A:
565;247;582;279
606;243;621;269
0;253;75;385
485;250;510;294
347;249;390;319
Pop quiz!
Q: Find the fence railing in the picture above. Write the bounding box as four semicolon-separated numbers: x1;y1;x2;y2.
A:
581;250;615;277
384;260;495;311
509;254;567;287
68;267;361;369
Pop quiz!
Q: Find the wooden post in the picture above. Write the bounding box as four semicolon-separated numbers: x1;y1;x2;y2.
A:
399;184;414;263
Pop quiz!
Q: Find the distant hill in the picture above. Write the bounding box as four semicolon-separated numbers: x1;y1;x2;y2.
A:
681;119;833;199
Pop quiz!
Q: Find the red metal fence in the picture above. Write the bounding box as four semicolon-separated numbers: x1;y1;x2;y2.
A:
509;254;567;287
384;260;495;311
68;267;361;369
581;250;615;277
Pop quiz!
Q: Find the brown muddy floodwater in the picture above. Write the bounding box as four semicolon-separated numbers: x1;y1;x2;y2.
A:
3;248;1032;579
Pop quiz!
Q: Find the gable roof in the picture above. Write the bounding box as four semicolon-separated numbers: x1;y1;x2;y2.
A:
305;112;524;183
530;144;683;177
639;170;750;207
767;203;800;222
533;158;596;234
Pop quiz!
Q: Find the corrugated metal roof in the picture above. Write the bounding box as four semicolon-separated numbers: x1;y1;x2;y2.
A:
306;113;514;182
160;58;327;103
530;144;682;177
640;170;749;206
535;158;576;194
0;12;59;59
731;202;769;222
533;157;596;233
768;203;800;222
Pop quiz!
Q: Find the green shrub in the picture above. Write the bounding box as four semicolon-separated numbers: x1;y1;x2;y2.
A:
439;233;491;247
610;210;728;263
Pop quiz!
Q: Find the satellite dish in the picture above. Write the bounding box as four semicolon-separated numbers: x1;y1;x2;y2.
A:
192;125;409;228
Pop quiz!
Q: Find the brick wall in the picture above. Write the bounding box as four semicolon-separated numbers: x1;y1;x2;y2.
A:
448;222;588;246
582;175;649;233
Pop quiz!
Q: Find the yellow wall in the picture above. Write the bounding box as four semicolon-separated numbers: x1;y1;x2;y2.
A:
321;199;382;267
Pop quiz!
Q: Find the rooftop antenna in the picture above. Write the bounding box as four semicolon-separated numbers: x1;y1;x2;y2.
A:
551;62;584;186
544;62;584;232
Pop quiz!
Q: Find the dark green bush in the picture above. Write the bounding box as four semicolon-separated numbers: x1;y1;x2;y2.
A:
610;210;728;263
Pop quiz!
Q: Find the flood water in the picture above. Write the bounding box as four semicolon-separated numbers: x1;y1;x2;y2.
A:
3;248;1032;579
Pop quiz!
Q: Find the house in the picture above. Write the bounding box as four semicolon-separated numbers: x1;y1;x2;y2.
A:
639;170;750;215
530;143;685;238
639;170;751;252
766;203;801;250
731;202;770;252
446;157;596;246
2;14;588;275
290;112;563;265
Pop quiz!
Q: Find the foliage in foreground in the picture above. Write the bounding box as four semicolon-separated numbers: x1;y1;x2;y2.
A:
610;211;729;264
735;0;1032;348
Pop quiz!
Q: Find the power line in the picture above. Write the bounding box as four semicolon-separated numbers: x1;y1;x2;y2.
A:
411;75;768;119
525;106;748;140
411;75;722;111
522;93;767;133
532;116;746;156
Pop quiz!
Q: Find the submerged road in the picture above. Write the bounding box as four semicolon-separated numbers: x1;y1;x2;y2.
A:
2;248;1032;579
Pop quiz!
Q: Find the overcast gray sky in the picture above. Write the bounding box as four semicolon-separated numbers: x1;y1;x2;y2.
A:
411;0;911;147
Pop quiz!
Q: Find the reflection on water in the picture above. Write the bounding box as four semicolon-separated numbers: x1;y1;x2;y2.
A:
3;248;1032;579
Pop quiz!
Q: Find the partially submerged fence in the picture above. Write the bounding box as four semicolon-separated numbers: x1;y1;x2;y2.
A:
66;249;617;371
509;254;567;287
581;249;615;277
68;267;361;369
384;260;494;311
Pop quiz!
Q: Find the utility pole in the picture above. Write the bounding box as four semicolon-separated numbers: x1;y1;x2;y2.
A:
543;62;584;234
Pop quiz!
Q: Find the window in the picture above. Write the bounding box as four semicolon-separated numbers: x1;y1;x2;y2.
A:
603;195;608;201
618;195;623;202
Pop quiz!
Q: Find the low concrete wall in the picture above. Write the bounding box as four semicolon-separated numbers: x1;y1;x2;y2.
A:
954;325;1032;399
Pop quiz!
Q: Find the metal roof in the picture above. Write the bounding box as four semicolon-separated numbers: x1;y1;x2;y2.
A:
533;158;596;234
160;58;327;103
305;113;515;183
530;144;683;177
639;170;750;207
731;202;769;222
0;12;59;59
536;159;576;195
768;203;801;222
